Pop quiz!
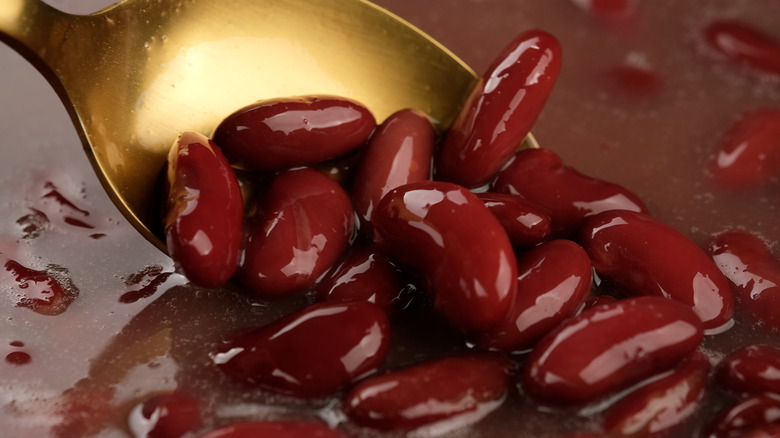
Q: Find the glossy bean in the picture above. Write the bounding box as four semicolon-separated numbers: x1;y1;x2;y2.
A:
343;355;512;432
130;392;202;438
522;296;704;405
211;301;389;398
477;192;552;248
476;239;592;353
494;148;648;236
436;30;562;187
371;180;517;333
579;210;734;333
703;20;780;77
705;393;780;438
213;95;376;171
240;168;353;297
351;108;435;230
198;421;348;438
717;345;780;396
709;230;780;331
165;131;243;288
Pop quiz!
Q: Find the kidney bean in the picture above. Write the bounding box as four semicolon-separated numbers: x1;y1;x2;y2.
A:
343;355;512;432
477;192;552;248
130;392;202;438
705;393;780;438
212;95;376;172
579;210;734;333
198;421;347;438
717;345;780;396
351;108;435;230
602;351;711;437
211;301;389;398
371;180;516;333
476;239;592;353
708;230;780;331
522;296;704;406
494;148;648;236
435;30;562;188
581;294;618;310
703;20;780;77
165;131;243;288
709;108;780;190
240;168;354;297
315;243;403;315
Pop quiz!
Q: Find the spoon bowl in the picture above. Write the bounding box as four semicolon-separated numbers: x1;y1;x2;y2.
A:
0;0;535;252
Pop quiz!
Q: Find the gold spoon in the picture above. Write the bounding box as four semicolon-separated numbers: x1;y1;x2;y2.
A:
0;0;537;252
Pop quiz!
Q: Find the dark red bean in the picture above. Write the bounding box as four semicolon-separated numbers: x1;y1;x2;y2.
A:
315;243;403;315
522;296;704;406
240;168;354;298
494;148;648;236
212;96;376;172
708;230;780;331
476;240;592;353
477;192;552;248
5;259;78;316
212;301;389;398
709;108;780;190
165;131;243;288
579;210;734;333
343;355;512;432
131;392;202;438
717;345;780;396
705;393;780;438
371;181;517;333
703;20;780;77
351;108;435;230
602;352;711;437
198;421;348;438
581;294;618;310
436;30;562;188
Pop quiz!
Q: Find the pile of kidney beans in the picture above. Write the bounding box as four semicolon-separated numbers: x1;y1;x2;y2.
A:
153;25;780;438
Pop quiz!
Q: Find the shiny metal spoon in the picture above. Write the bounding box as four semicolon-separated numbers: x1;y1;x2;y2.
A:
0;0;537;252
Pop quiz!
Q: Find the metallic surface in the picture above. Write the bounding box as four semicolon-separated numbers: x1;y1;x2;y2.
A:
0;0;537;252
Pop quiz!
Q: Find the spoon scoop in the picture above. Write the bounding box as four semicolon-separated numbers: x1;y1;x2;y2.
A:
0;0;534;252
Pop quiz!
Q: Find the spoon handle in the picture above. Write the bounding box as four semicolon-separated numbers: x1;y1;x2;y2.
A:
0;0;75;70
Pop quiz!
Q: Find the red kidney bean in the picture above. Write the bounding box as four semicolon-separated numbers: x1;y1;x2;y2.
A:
708;230;780;331
351;108;435;230
602;351;711;437
581;294;618;310
494;148;648;236
476;239;592;353
717;345;780;396
579;210;734;333
343;355;512;432
5;259;78;316
131;392;202;438
602;64;663;99
703;20;780;77
477;192;552;248
709;108;780;190
371;180;517;333
165;131;243;288
240;168;354;297
212;96;376;172
211;301;389;398
522;296;704;406
705;393;780;438
315;243;403;315
198;421;347;438
436;30;562;188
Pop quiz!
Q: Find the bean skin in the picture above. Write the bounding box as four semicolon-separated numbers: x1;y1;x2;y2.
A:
351;108;435;231
717;345;780;397
494;148;648;236
436;30;562;188
703;20;780;77
522;296;704;406
165;131;243;288
579;210;734;333
240;168;354;298
212;301;389;398
709;230;780;331
705;393;780;438
197;422;348;438
213;95;376;171
371;180;517;333
477;192;552;248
